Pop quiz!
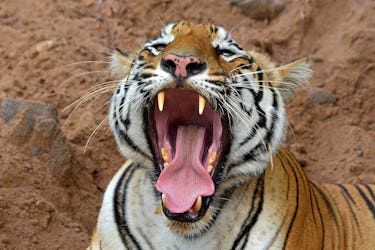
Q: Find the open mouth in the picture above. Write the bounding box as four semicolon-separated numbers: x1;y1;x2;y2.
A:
148;88;229;222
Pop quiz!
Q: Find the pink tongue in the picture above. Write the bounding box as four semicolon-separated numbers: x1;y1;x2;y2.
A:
156;125;214;213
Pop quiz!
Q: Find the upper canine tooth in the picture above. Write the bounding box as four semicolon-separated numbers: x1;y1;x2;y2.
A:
157;91;165;112
198;95;205;115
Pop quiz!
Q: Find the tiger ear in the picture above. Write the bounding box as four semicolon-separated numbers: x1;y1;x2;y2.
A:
277;58;312;101
110;48;133;77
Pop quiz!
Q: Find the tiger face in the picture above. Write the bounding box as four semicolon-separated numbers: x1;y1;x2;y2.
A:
109;22;310;236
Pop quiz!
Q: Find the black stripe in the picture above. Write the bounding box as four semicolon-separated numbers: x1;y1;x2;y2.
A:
355;185;375;219
263;158;293;249
339;188;360;227
210;25;218;33
238;126;256;147
115;121;151;160
270;85;278;109
229;142;267;169
114;164;142;249
116;48;129;57
364;185;375;201
139;73;157;79
308;185;317;224
237;63;251;70
282;155;300;249
311;187;325;250
231;178;264;250
121;117;130;130
140;47;153;55
255;67;264;101
337;184;357;206
247;57;254;65
118;96;125;117
231;42;244;52
143;64;155;70
311;183;340;226
143;107;159;180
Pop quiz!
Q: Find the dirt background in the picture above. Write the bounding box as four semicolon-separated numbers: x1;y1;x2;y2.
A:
0;0;374;249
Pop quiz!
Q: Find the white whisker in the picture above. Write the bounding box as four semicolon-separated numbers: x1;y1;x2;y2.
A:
84;114;109;152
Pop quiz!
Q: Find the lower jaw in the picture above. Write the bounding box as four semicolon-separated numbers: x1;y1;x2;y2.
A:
161;196;211;222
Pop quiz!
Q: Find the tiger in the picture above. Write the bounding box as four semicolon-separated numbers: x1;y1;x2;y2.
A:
88;22;375;249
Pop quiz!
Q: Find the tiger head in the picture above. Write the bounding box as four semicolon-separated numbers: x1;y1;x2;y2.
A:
109;22;311;237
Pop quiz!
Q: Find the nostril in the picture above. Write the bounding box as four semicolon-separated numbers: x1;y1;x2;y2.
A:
160;58;176;75
186;62;207;76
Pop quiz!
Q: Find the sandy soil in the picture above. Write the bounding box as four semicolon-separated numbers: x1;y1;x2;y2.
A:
0;0;374;249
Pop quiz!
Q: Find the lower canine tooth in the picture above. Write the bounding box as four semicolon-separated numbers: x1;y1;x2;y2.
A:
157;91;165;111
208;151;216;165
161;148;170;163
161;194;166;207
192;196;202;213
207;165;213;174
198;95;205;115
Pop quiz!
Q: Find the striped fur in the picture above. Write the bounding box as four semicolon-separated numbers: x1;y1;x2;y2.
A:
88;22;375;249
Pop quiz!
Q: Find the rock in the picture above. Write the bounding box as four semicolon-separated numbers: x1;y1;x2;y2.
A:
356;149;363;157
1;98;58;123
1;98;21;123
35;40;56;53
9;109;36;145
21;101;58;121
29;118;58;154
1;98;72;181
230;0;285;20
48;133;72;179
308;88;336;105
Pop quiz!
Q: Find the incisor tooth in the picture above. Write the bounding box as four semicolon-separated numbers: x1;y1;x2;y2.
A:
198;95;205;115
208;151;216;165
192;196;202;213
157;91;165;112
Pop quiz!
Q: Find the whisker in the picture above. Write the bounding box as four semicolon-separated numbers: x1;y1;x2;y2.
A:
230;67;283;76
63;85;118;123
231;79;304;87
221;96;269;157
90;49;114;57
63;82;119;111
48;60;110;72
85;80;121;93
268;143;274;171
84;114;109;152
229;62;255;72
59;70;111;88
228;19;248;34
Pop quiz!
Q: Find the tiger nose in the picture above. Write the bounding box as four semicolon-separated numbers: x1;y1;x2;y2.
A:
160;53;207;80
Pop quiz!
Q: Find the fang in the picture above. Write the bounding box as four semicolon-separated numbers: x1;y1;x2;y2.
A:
161;147;170;163
191;196;202;213
198;94;205;115
157;91;165;112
